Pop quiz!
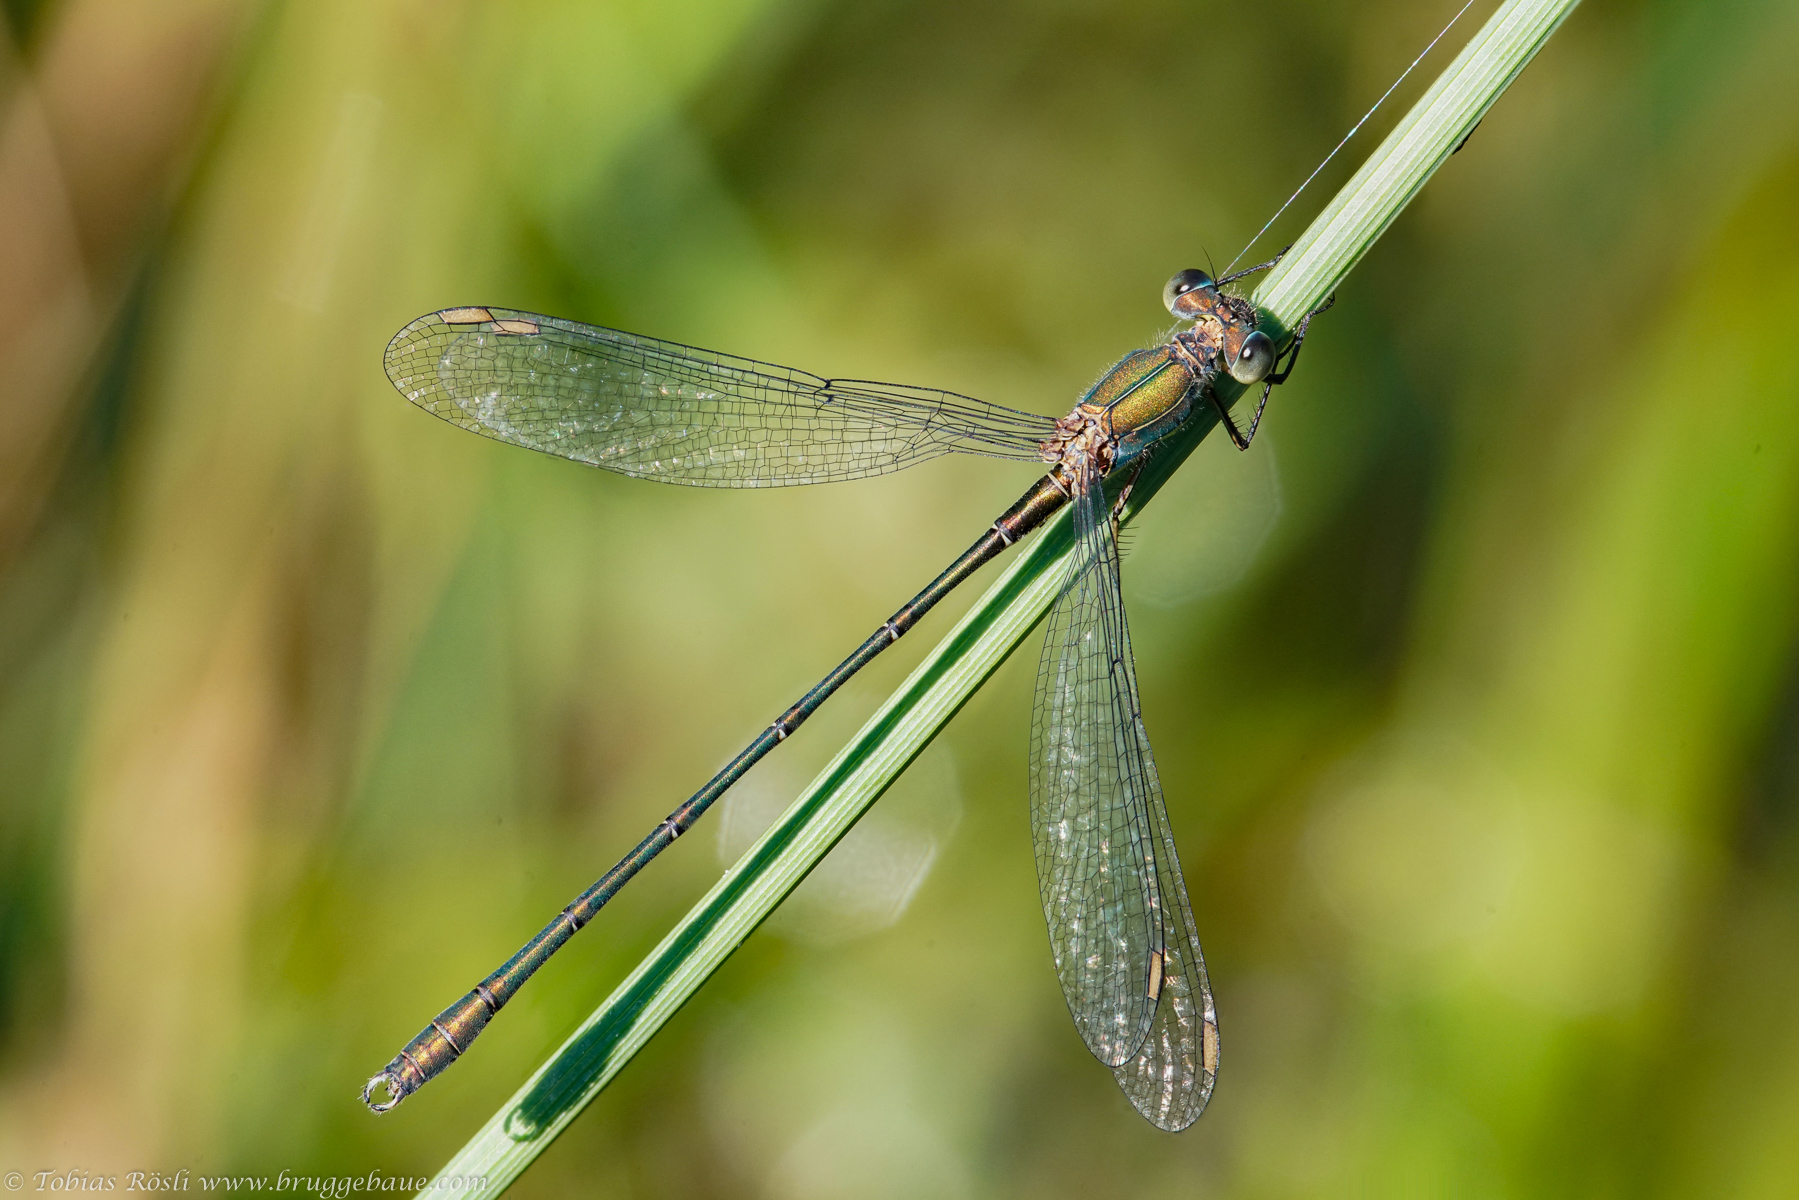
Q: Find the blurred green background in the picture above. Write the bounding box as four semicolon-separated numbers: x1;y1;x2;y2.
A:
3;0;1798;1194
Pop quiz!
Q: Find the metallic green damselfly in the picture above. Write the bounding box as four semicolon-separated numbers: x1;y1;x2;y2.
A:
358;0;1503;1127
361;260;1325;1131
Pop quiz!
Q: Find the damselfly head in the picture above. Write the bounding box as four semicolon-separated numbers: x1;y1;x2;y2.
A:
1163;268;1216;317
1227;330;1276;384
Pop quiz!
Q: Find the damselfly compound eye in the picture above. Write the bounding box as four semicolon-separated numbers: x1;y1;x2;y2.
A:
1228;330;1276;384
1163;268;1214;316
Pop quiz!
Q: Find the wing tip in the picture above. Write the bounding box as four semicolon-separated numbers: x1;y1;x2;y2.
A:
384;307;549;393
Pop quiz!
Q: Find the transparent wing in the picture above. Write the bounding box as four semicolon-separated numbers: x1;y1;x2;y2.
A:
1029;467;1162;1067
1111;756;1218;1130
384;307;1056;487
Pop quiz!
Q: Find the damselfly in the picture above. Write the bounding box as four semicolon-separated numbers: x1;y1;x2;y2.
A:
362;0;1476;1129
362;265;1323;1130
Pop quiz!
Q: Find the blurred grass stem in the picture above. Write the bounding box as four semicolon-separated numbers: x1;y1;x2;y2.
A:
423;0;1580;1189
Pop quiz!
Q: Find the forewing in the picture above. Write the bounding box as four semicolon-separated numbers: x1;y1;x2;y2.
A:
383;307;1054;486
1029;470;1161;1067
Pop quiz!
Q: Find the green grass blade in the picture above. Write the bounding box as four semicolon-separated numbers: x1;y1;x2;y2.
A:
422;0;1581;1189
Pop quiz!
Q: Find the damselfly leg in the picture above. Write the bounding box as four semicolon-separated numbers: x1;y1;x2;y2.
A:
1211;291;1337;451
1214;245;1290;288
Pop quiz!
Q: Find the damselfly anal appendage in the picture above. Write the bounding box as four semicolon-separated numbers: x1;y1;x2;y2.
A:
365;264;1308;1129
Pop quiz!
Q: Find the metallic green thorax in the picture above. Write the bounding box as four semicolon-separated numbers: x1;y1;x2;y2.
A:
1079;348;1201;470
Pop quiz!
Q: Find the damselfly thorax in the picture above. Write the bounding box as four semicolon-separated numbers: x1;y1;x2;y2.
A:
1040;266;1282;485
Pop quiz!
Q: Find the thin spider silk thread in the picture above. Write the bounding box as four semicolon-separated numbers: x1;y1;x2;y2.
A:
1224;0;1480;276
